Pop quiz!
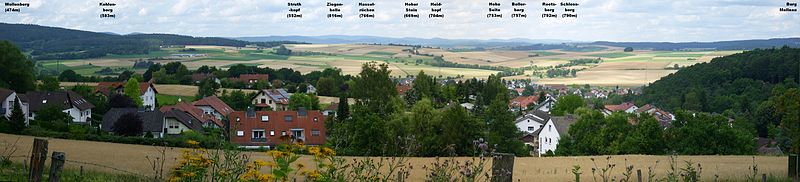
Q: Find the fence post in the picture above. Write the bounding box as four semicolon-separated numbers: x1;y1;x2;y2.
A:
790;154;797;179
636;169;642;182
28;138;48;182
48;152;65;182
491;153;514;182
80;166;84;177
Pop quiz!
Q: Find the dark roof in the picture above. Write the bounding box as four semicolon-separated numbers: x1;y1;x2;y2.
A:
25;91;94;112
255;89;290;105
552;115;577;137
101;108;164;133
95;82;156;96
325;102;339;111
0;88;14;100
164;109;205;131
161;102;222;127
193;96;234;116
515;110;551;125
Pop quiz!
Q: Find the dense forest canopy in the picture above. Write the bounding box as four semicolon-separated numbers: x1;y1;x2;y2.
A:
0;23;301;60
639;47;800;138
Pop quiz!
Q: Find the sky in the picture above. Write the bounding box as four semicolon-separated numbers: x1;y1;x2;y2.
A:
1;0;798;42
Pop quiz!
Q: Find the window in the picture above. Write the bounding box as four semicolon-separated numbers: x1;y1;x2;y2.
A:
252;130;265;139
236;117;240;122
311;130;320;136
313;117;318;122
281;131;286;136
261;99;266;104
269;100;273;104
236;131;244;136
548;125;552;132
527;127;534;131
284;115;293;122
42;100;47;104
270;130;275;136
261;115;269;122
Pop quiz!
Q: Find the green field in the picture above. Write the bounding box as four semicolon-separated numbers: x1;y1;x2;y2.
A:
587;52;635;58
366;51;397;56
529;51;564;56
157;94;196;106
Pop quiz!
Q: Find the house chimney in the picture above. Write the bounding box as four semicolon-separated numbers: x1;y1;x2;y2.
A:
246;107;256;118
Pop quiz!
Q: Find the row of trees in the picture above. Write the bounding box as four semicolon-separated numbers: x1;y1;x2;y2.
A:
328;62;528;157
556;108;755;156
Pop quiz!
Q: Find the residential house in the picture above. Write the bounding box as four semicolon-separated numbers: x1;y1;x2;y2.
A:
25;91;94;123
396;84;412;96
522;129;542;156
509;95;539;111
0;88;28;124
162;108;206;135
460;103;475;110
237;74;269;88
193;96;234;121
101;108;166;138
538;115;577;155
534;96;557;113
306;85;317;94
229;108;326;148
95;82;158;110
160;102;223;128
515;110;550;134
603;102;638;115
192;73;220;84
252;89;291;111
323;102;338;116
635;104;675;127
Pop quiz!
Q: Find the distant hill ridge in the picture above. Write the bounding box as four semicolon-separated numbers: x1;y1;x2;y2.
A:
0;23;297;60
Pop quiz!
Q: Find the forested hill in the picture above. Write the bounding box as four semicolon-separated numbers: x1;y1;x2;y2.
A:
594;38;800;51
0;23;299;60
640;47;799;136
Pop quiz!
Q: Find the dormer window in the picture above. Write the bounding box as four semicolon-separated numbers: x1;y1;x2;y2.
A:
236;117;240;122
42;100;47;104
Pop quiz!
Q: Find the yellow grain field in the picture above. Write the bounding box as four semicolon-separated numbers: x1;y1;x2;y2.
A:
0;134;786;181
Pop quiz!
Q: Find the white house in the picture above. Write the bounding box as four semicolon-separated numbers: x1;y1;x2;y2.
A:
252;89;290;111
163;109;205;135
95;82;158;110
0;88;29;124
514;110;550;134
24;91;95;123
535;96;557;113
538;115;577;155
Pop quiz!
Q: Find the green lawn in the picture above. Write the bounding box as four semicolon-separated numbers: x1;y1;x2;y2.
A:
587;52;635;58
104;50;173;59
157;94;196;106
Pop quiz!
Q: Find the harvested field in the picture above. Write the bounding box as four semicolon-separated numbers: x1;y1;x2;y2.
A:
0;134;786;181
534;70;677;86
59;82;257;97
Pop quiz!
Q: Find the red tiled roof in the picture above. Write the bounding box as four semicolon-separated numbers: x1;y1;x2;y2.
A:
396;85;412;95
604;102;636;112
95;82;156;96
238;74;269;82
193;96;234;116
509;96;539;108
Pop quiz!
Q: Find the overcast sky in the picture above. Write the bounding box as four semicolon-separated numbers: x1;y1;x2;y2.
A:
1;0;798;42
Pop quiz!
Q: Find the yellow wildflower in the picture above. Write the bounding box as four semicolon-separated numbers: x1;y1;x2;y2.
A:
322;147;336;156
186;140;200;146
254;159;268;167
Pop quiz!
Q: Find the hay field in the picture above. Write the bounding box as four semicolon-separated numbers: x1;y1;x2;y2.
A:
0;134;786;181
534;70;678;86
